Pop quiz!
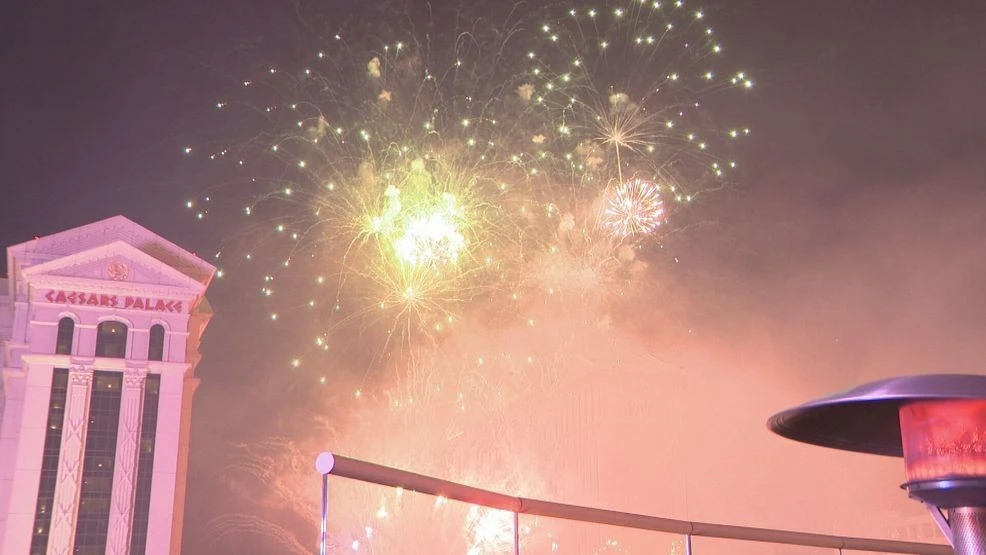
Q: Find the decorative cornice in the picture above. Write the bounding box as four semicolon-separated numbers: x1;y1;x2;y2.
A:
68;365;95;381
20;353;74;366
123;366;149;387
22;241;208;294
19;355;195;373
147;361;194;377
7;215;214;285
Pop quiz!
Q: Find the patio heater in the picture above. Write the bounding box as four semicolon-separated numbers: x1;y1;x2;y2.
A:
769;373;986;554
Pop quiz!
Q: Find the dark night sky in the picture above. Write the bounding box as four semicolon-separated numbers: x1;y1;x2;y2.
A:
3;0;986;552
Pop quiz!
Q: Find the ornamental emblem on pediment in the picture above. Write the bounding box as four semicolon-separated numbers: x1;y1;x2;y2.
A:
106;261;130;281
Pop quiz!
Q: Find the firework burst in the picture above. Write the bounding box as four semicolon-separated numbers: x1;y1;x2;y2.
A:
601;178;667;239
188;0;749;364
186;0;751;552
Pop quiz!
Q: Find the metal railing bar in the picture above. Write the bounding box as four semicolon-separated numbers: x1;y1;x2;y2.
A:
325;453;950;555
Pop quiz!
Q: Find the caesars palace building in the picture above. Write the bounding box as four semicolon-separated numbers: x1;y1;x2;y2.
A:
0;216;214;554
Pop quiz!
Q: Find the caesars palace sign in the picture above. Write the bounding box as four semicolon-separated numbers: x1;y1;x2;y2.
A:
42;289;185;314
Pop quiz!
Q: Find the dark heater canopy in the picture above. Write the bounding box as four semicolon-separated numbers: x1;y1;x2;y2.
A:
768;374;986;457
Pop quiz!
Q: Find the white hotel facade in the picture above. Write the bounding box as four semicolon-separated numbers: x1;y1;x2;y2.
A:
0;216;214;554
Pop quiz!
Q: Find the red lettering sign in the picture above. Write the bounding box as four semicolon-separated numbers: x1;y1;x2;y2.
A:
42;290;184;313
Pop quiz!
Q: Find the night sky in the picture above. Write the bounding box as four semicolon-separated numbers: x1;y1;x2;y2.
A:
3;1;986;553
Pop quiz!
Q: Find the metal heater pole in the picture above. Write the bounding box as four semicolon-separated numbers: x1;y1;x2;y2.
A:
320;472;328;555
950;507;986;555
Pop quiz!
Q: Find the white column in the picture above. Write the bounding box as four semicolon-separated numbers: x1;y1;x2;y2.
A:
46;366;93;555
105;368;146;555
168;377;199;555
144;368;185;555
0;365;53;554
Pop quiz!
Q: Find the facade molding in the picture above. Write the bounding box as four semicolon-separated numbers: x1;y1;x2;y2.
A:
22;243;205;291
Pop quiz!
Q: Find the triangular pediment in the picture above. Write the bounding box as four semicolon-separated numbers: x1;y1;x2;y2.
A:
7;215;213;286
21;241;206;294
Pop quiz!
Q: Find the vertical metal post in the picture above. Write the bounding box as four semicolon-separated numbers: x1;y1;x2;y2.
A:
320;472;328;555
684;533;692;555
513;511;520;555
950;507;986;555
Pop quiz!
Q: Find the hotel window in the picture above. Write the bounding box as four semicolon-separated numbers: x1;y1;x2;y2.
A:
148;324;165;361
129;373;160;555
73;371;122;553
55;317;74;355
29;369;69;554
95;321;127;358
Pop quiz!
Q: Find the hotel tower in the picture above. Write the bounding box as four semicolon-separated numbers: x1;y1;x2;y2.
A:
0;216;214;554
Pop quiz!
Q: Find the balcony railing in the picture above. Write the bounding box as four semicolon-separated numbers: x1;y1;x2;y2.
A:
318;452;951;554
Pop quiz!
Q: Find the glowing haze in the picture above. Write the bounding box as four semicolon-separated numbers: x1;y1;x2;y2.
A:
179;0;939;553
